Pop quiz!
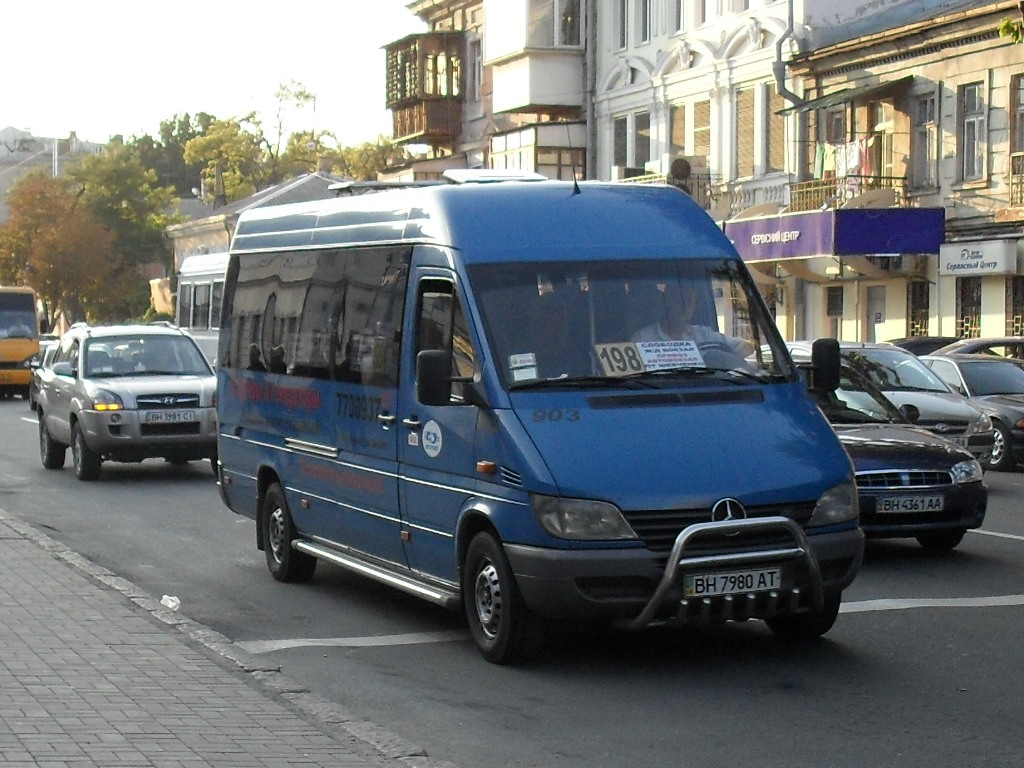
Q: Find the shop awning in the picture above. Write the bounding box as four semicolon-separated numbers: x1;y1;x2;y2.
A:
724;207;945;264
777;75;915;116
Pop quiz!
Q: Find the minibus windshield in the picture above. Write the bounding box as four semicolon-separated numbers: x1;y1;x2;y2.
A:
468;258;794;389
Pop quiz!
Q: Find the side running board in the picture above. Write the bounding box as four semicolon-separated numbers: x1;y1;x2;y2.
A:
293;540;461;610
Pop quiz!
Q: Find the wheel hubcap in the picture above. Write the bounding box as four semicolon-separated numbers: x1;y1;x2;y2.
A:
474;561;502;639
992;431;1005;464
268;507;286;563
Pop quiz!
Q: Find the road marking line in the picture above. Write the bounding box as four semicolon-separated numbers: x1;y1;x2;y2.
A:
971;528;1024;542
236;629;467;654
841;595;1024;613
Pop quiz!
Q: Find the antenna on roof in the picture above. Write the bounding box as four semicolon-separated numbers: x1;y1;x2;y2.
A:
567;122;581;195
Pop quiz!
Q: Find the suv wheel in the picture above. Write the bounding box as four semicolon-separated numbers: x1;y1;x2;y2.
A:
39;413;67;469
71;423;102;481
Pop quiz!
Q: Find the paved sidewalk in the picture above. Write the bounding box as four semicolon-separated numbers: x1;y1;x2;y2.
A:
0;511;455;768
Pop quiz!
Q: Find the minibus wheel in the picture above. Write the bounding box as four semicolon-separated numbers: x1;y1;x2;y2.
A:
262;483;316;583
462;531;543;664
765;590;841;641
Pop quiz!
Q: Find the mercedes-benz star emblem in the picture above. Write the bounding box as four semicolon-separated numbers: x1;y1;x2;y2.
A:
711;498;746;523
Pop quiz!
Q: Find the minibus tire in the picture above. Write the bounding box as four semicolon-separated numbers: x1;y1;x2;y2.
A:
262;483;316;583
462;532;543;664
765;591;841;641
38;413;66;470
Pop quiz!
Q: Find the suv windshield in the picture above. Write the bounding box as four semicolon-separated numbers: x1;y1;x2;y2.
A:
468;257;792;389
846;347;951;394
84;335;212;377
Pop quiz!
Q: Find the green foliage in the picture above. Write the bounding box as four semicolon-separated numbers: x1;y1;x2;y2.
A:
183;118;264;204
69;144;180;277
128;113;215;196
999;18;1024;43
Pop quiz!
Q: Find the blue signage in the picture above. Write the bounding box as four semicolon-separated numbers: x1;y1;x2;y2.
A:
725;208;945;263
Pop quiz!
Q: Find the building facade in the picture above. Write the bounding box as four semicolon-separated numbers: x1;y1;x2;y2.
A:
383;0;1024;344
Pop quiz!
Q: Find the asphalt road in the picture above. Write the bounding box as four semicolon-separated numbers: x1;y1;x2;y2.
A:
2;397;1023;768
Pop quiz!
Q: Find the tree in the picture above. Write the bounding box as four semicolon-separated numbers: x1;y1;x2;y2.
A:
67;145;181;319
999;2;1024;42
321;138;408;180
0;174;119;327
183;117;264;204
128;113;216;196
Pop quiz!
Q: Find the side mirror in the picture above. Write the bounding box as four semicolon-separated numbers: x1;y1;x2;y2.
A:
810;338;841;392
51;361;75;378
898;403;920;423
416;350;454;406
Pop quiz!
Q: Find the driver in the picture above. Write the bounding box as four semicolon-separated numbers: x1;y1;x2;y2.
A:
633;280;749;351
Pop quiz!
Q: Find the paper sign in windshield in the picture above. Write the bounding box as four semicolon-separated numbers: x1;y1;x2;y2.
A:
596;341;705;376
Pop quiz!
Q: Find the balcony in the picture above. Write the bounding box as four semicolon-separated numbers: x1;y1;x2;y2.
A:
385;31;464;146
786;175;907;212
614;171;722;213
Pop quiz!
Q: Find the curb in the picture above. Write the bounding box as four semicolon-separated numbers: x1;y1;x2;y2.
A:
1;511;460;768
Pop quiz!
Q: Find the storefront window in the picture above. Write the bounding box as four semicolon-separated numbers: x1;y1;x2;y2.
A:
1007;276;1024;336
956;276;982;338
907;281;929;336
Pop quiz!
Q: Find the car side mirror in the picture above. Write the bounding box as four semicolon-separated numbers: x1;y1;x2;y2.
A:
809;338;841;392
898;403;920;423
51;361;75;378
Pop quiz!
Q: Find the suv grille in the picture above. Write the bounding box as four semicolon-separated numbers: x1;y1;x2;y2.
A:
136;393;201;409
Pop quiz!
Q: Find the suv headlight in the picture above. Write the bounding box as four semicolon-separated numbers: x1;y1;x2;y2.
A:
951;459;984;484
808;480;859;528
969;413;993;434
91;389;125;412
531;494;637;540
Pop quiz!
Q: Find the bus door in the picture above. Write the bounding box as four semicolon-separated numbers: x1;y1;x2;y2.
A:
397;271;481;581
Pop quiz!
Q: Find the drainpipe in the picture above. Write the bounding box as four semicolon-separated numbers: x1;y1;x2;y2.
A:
585;0;597;180
773;0;803;107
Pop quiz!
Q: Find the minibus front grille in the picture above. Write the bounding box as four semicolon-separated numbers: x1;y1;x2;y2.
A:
623;501;816;564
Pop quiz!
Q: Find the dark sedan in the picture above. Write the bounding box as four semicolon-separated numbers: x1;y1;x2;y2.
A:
930;336;1024;359
921;353;1024;471
886;336;960;356
799;359;987;551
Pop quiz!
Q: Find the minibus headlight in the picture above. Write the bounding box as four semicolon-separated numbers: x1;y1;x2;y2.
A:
91;389;125;412
808;480;859;528
530;494;637;540
951;459;984;484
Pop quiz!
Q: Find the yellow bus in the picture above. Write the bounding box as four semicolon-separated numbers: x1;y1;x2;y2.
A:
0;286;40;400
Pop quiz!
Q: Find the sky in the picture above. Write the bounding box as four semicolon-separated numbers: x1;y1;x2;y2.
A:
2;1;426;147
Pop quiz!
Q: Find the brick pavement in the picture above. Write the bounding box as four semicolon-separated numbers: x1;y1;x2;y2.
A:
0;512;457;768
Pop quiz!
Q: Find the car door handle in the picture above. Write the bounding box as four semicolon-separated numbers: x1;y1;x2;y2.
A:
377;412;397;426
402;416;422;429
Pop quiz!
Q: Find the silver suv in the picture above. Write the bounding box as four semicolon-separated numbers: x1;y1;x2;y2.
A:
36;324;217;480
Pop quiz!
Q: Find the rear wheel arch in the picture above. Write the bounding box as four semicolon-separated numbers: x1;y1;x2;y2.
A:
254;465;282;551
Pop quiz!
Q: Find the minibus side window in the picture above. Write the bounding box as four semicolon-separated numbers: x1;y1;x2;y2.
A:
192;283;211;331
210;281;223;330
177;283;192;330
417;279;476;403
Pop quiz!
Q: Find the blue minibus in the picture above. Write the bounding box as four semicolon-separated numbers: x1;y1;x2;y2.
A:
215;176;862;663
